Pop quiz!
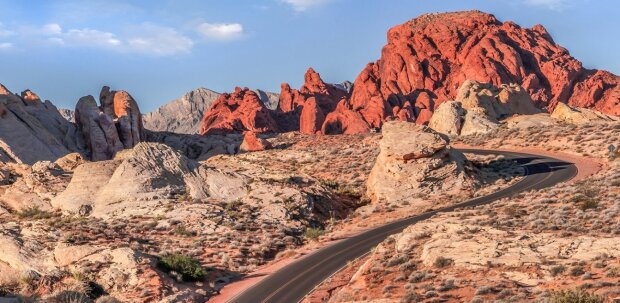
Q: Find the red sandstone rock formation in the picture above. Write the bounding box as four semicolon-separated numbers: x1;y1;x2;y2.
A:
200;87;279;135
322;99;370;135
239;131;273;152
299;97;325;134
349;10;619;126
198;11;618;136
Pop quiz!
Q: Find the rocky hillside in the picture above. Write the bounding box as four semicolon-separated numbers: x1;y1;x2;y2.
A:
0;85;81;164
197;11;619;136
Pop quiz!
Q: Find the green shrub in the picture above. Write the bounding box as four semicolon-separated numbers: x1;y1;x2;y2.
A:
303;227;324;241
550;288;604;303
158;254;206;282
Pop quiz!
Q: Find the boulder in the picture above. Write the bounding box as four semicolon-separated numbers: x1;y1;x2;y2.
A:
367;121;473;205
239;132;272;152
428;101;464;137
460;107;500;136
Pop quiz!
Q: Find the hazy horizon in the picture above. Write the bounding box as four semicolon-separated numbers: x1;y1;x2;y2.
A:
0;0;618;112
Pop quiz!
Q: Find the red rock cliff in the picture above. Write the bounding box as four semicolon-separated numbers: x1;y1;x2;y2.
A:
350;10;620;126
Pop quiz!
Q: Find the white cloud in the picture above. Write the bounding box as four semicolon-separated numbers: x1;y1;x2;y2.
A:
196;22;244;40
281;0;332;11
0;21;195;56
0;42;13;49
41;23;62;35
523;0;571;10
126;24;194;56
61;28;122;47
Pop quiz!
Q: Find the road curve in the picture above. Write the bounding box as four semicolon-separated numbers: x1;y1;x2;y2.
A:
228;149;578;303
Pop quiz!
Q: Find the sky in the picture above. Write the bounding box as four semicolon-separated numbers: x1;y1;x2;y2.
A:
0;0;618;112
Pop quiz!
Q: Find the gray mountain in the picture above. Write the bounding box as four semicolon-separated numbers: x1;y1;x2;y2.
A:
143;88;221;134
256;89;280;110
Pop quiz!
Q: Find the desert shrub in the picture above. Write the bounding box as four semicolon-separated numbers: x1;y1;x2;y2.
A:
157;254;206;282
569;266;585;277
434;256;453;268
606;267;619;277
16;206;56;220
303;227;324;241
550;288;604;303
578;199;598;211
550;265;567;276
475;286;496;295
173;225;194;237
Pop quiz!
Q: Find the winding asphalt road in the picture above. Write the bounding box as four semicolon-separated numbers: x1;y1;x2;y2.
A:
228;149;578;303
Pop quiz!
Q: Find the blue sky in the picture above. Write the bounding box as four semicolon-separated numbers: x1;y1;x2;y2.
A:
0;0;618;112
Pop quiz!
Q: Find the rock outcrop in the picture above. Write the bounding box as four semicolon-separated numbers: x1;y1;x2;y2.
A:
99;87;143;149
428;101;464;137
239;132;272;152
75;86;143;160
75;96;124;161
367;121;473;205
200;87;279;135
457;80;541;119
349;10;620;126
199;68;352;135
144;88;221;134
429;81;539;136
321;99;370;135
0;85;81;164
551;102;620;124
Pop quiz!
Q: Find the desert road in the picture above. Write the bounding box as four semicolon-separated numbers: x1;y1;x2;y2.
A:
228;149;578;303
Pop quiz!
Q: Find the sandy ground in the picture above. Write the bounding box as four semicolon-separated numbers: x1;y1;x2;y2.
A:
208;147;602;303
